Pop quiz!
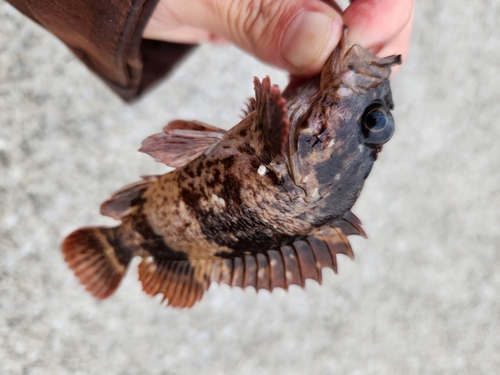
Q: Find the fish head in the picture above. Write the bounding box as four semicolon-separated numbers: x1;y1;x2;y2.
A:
288;35;401;212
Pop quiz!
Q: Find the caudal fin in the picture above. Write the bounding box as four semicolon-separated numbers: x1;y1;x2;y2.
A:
62;226;133;299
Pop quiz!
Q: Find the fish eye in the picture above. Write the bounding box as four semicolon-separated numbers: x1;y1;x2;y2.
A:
361;102;395;146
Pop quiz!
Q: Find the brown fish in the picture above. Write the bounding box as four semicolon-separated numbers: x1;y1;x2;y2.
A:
62;36;401;308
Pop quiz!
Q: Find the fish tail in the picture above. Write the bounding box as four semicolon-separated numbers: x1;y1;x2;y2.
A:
62;226;133;299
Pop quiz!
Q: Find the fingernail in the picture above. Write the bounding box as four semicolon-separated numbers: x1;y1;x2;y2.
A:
281;11;341;72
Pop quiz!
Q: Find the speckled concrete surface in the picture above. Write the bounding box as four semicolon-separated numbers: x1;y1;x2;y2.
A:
1;2;499;374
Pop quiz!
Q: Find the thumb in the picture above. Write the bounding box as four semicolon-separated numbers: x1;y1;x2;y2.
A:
155;0;343;76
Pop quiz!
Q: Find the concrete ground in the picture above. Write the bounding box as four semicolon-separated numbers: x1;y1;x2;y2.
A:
1;1;499;374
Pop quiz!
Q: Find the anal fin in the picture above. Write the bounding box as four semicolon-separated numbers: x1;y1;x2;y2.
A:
100;176;157;220
140;120;226;168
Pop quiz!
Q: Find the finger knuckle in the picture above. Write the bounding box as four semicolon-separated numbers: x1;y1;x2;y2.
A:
228;0;286;52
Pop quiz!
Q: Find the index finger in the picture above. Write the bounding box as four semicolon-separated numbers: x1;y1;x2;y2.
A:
343;0;414;64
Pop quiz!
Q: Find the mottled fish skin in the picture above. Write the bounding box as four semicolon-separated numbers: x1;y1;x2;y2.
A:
62;35;401;308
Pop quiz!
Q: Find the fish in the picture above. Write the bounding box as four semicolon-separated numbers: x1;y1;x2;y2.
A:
62;35;401;308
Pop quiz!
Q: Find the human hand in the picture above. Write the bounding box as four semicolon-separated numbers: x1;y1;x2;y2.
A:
143;0;414;78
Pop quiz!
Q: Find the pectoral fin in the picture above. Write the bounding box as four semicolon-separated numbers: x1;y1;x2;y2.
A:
140;120;226;168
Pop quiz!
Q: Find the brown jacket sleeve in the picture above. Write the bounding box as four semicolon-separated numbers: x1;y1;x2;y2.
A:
6;0;195;101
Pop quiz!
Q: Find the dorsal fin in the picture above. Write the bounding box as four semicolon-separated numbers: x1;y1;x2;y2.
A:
252;77;290;163
138;258;207;308
100;176;158;220
204;214;365;292
135;212;366;308
139;120;226;168
339;211;367;238
193;232;340;293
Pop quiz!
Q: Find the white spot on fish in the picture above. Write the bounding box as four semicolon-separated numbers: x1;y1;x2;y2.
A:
327;139;335;148
311;187;320;200
337;87;351;97
257;164;267;176
210;194;226;207
358;144;364;152
334;173;341;181
178;200;186;210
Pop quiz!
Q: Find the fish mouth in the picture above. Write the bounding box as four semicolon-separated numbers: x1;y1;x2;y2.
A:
319;29;402;94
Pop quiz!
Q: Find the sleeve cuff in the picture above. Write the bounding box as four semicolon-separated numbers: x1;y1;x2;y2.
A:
7;0;196;101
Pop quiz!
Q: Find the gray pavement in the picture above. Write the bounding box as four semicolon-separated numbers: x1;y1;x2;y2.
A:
1;1;499;374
